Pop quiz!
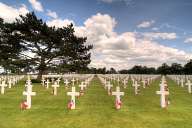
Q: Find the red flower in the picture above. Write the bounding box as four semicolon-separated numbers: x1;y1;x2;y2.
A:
20;101;28;110
67;100;73;109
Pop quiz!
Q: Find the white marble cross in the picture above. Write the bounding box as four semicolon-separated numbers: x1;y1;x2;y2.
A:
0;81;7;94
25;78;32;87
8;79;12;88
41;78;45;86
131;78;135;87
123;79;127;88
64;79;70;87
181;79;184;87
185;80;192;93
56;78;60;85
84;79;89;86
52;81;60;95
104;78;107;86
117;77;120;86
104;81;109;89
12;77;16;86
141;79;146;88
71;78;76;86
156;83;169;108
133;81;140;95
45;79;50;89
147;78;150;85
112;86;124;109
79;82;86;91
177;78;180;85
67;87;80;109
106;82;113;95
23;84;36;109
51;78;55;83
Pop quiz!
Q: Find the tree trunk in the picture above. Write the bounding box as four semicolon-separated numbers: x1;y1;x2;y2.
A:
37;62;46;80
37;58;46;80
37;69;45;80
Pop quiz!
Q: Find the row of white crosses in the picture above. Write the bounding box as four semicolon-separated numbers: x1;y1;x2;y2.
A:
43;74;94;109
23;74;94;110
102;75;141;96
100;74;171;109
133;75;160;95
168;75;192;94
98;75;124;109
1;75;24;85
122;78;128;88
43;74;94;96
186;80;192;93
104;74;160;89
156;76;169;108
42;77;61;89
64;77;80;88
106;81;113;95
99;74;162;109
0;75;24;94
79;81;87;95
0;81;7;94
110;74;159;95
67;75;94;109
132;80;140;95
52;81;60;96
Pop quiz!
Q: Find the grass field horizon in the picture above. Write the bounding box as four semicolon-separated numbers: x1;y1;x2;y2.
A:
0;76;192;128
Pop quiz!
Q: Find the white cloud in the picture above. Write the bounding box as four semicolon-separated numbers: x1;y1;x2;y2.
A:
100;0;114;3
152;27;159;31
46;10;58;19
72;14;191;69
47;13;191;69
137;20;155;28
47;19;74;28
99;0;133;5
28;0;43;12
0;2;29;23
184;37;192;43
143;32;177;40
75;13;117;43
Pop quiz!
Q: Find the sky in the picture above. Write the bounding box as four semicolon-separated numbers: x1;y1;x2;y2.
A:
0;0;192;70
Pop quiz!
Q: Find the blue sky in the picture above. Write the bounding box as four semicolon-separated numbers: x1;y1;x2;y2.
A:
0;0;192;69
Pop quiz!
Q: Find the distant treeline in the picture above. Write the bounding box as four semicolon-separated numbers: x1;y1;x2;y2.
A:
2;60;192;75
86;59;192;75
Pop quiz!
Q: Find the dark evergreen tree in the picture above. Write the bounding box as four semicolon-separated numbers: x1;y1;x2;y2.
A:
0;18;26;74
6;12;92;79
170;63;183;74
156;63;170;75
184;59;192;74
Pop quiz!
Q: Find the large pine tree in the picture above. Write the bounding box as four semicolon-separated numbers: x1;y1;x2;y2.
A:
1;12;92;79
0;18;26;74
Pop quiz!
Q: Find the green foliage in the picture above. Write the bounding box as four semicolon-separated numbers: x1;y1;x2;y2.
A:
117;61;191;75
31;79;41;83
184;59;192;74
0;18;24;73
127;66;156;74
0;12;92;77
156;63;171;75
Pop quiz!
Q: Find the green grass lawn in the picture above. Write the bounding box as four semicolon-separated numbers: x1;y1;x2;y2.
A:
0;76;192;128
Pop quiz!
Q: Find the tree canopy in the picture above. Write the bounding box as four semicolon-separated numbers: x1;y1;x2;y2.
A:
0;12;92;78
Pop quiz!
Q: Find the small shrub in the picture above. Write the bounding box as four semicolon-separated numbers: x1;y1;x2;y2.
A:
31;79;41;83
